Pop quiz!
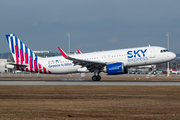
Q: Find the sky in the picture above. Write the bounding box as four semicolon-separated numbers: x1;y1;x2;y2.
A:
0;0;180;54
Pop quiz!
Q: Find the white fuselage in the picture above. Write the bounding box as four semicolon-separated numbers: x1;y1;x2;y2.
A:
38;46;176;74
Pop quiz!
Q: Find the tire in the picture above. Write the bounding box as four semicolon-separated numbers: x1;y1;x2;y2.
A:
97;75;101;81
92;75;97;81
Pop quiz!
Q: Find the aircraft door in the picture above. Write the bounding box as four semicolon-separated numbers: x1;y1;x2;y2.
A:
149;48;155;58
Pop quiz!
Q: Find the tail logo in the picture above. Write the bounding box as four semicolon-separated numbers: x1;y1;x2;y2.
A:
6;34;38;72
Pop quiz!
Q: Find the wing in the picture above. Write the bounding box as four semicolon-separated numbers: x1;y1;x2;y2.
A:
58;47;106;72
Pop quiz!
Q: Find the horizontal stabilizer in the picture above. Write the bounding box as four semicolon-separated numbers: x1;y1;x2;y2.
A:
5;62;28;69
8;62;28;67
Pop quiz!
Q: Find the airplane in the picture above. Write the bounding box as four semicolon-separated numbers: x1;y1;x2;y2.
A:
5;34;176;81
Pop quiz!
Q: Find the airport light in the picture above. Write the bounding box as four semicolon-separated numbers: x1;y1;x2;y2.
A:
166;32;170;76
67;32;71;54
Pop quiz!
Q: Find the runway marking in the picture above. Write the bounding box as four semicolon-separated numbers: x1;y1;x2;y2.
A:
1;81;180;86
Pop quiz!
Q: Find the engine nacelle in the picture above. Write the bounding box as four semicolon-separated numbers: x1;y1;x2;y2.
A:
102;62;127;75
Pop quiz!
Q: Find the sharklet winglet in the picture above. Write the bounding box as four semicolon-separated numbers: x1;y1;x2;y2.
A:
58;47;67;57
77;50;82;54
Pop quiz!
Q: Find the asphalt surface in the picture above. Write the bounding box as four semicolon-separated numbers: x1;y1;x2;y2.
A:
1;80;180;86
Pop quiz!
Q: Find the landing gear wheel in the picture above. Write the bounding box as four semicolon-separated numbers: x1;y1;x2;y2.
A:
92;75;97;81
92;75;101;81
153;71;157;75
97;75;101;81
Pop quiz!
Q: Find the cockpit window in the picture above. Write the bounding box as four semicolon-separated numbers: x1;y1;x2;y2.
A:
160;49;169;53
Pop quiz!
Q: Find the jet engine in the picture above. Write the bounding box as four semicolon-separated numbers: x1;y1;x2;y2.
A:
102;62;128;75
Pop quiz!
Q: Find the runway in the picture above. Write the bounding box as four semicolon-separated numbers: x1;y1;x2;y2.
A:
1;80;180;86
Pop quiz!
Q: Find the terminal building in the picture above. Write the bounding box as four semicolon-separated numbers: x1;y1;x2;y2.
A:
0;59;11;73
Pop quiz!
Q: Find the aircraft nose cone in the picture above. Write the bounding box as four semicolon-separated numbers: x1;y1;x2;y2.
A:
171;52;176;59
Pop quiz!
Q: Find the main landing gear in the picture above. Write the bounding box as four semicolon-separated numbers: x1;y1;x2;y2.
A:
92;75;101;81
92;70;101;81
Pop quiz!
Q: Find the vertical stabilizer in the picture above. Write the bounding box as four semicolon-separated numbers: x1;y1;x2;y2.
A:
5;34;39;72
